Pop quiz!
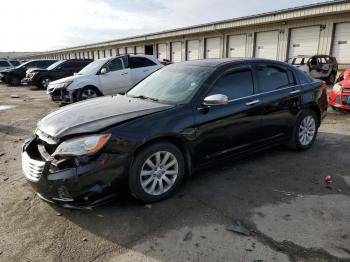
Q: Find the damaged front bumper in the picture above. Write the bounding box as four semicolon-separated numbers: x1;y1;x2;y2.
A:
22;138;129;208
47;87;73;103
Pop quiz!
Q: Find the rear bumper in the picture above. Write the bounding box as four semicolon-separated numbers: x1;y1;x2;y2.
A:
22;138;130;208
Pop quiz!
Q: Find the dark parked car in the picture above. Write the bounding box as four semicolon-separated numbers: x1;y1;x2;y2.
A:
22;58;327;208
24;59;93;89
1;59;56;86
287;55;338;84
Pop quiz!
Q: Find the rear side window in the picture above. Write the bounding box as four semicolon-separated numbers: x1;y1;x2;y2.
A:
129;57;156;69
209;69;254;99
0;61;10;66
256;65;292;92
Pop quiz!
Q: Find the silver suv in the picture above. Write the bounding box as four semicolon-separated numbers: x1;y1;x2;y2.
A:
287;55;338;84
0;59;21;71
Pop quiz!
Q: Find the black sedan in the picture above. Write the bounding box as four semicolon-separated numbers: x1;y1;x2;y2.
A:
1;59;57;86
22;58;327;207
24;59;93;89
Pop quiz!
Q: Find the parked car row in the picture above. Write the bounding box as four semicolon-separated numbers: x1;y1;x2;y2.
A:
0;59;21;70
47;54;163;103
0;59;57;86
24;59;92;88
21;58;328;207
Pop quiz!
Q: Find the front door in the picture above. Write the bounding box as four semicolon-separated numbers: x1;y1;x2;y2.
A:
99;57;131;95
193;66;263;165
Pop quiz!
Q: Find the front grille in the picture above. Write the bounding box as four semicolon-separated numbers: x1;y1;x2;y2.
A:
22;151;45;182
342;95;350;105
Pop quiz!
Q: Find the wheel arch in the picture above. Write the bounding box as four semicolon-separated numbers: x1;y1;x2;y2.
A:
304;104;321;127
131;135;192;176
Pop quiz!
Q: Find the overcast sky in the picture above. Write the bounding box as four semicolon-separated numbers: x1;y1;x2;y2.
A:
1;0;330;52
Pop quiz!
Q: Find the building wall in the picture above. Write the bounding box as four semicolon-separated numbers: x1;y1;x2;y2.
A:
25;9;350;68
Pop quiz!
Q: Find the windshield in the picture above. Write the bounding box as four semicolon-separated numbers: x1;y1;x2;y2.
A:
10;60;20;66
78;59;106;75
127;64;213;104
47;60;64;70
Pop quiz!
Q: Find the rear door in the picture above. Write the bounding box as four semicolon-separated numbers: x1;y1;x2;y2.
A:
253;63;300;141
193;66;264;164
129;57;159;85
98;57;131;95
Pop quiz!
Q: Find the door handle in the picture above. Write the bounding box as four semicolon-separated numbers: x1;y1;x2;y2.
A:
245;99;260;106
290;89;300;94
121;72;128;75
143;70;149;72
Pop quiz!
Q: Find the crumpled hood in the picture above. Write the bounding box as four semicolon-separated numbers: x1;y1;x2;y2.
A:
50;74;86;85
27;68;47;74
37;95;174;138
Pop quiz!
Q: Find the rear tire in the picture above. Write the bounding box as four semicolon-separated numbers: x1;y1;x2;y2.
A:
76;86;100;101
8;76;21;86
129;142;185;203
288;109;319;151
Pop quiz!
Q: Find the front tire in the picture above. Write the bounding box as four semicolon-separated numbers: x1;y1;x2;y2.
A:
8;76;21;86
129;142;185;203
39;77;51;89
288;109;319;151
76;86;100;101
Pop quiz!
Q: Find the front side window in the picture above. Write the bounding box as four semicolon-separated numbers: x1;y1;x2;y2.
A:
10;60;20;66
106;58;123;72
129;57;156;68
209;70;254;99
256;65;291;92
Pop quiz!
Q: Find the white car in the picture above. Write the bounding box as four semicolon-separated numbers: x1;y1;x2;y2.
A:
47;54;163;103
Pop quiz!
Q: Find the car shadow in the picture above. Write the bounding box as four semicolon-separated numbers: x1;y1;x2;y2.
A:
53;131;350;260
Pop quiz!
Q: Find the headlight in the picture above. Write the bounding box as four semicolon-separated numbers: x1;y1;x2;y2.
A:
332;83;342;92
53;134;111;157
49;80;73;89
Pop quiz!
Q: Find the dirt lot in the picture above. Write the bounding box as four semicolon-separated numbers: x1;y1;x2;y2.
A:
0;83;349;262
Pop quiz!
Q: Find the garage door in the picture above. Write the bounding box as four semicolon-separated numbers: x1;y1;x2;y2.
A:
136;46;144;54
171;42;182;62
118;48;125;55
288;26;320;58
94;50;99;60
127;47;135;54
255;31;279;60
205;37;221;58
157;44;167;60
228;34;247;58
187;40;200;60
332;23;350;64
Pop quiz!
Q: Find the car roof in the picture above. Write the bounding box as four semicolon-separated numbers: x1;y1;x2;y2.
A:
178;58;290;68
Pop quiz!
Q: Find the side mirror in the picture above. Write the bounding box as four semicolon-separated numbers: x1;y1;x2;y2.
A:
100;68;108;75
203;94;229;106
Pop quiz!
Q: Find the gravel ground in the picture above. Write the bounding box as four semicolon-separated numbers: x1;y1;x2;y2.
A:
0;83;349;262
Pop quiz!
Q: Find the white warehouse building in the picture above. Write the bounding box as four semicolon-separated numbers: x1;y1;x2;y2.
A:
22;1;350;68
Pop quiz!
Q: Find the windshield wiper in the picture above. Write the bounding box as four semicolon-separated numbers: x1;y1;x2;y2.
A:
129;95;158;102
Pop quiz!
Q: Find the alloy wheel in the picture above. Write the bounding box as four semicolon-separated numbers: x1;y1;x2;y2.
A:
298;115;316;146
140;151;179;196
81;88;98;100
41;78;51;88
